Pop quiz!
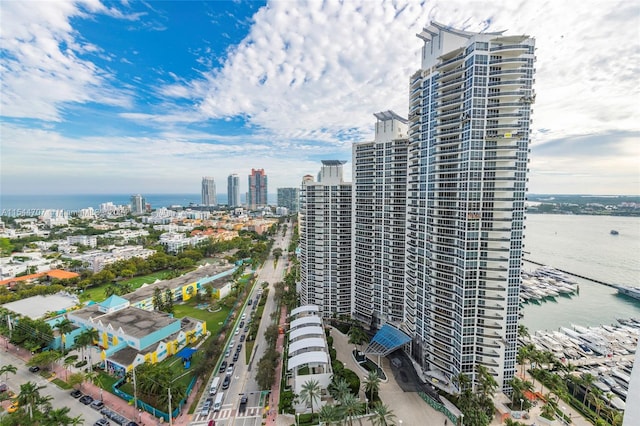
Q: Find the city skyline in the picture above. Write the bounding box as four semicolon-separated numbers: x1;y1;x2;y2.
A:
1;1;639;196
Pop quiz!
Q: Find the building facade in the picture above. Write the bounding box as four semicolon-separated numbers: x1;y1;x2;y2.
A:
201;176;217;206
352;111;409;328
227;174;240;207
248;169;268;209
405;22;534;391
130;194;146;215
277;187;300;213
299;161;352;318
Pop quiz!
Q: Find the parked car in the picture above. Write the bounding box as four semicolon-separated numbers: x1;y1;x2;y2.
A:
226;364;234;376
240;334;245;342
0;383;7;393
218;361;227;373
125;422;139;426
79;395;94;405
94;419;110;426
207;420;216;426
28;366;40;373
236;344;242;352
70;389;83;398
239;321;245;328
232;352;239;362
90;400;105;410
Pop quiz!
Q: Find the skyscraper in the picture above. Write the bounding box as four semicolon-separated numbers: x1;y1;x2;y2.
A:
130;194;146;215
299;161;352;318
227;174;240;207
352;111;409;328
248;169;268;209
277;188;300;213
405;22;535;391
201;176;217;206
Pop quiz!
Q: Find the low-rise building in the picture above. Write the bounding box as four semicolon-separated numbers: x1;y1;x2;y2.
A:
286;305;332;412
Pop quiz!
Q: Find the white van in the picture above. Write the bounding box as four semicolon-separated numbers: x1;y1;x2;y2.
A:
214;392;224;412
209;377;220;396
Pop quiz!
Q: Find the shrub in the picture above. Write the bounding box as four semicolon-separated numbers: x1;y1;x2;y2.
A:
343;369;360;395
64;355;79;362
279;389;295;414
74;360;87;368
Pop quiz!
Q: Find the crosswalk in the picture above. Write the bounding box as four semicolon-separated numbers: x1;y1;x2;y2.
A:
194;405;264;422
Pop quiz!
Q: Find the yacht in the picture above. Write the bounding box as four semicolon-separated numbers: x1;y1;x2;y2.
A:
614;285;640;301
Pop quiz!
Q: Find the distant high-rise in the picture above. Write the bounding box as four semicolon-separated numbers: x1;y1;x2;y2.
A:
299;161;352;318
227;174;240;207
130;194;146;215
406;22;535;391
248;169;268;209
277;188;300;213
201;176;217;206
352;111;409;328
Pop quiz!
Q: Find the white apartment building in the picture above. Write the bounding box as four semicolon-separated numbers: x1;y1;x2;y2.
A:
159;232;207;253
202;176;217;206
299;161;352;319
67;235;98;248
352;111;409;328
405;22;534;391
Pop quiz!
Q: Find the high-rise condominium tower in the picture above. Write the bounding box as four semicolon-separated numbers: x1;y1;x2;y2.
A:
227;174;240;207
248;169;268;209
405;22;534;391
130;194;146;215
352;111;409;328
201;176;217;206
299;161;352;318
277;188;300;213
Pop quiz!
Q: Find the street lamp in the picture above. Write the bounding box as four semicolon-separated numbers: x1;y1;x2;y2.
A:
520;398;523;412
460;413;464;426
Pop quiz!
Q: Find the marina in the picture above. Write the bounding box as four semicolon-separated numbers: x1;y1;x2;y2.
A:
522;319;639;413
520;266;579;304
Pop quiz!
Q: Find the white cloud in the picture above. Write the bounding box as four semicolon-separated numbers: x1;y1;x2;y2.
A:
0;0;133;121
158;0;639;148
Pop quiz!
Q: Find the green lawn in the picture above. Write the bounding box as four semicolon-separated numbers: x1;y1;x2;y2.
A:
172;299;231;336
79;271;174;303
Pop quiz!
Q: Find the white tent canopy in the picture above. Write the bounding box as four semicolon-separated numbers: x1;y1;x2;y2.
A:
289;326;324;341
290;305;320;317
288;337;326;356
287;351;329;371
290;316;322;330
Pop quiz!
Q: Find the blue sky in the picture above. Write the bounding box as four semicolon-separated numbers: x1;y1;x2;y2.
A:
1;0;638;196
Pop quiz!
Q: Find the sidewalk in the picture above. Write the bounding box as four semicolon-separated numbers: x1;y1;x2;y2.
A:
266;304;289;426
3;340;198;426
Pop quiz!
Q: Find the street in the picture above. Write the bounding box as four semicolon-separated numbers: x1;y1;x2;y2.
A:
191;224;293;426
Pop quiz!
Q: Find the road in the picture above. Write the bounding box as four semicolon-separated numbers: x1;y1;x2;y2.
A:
0;348;105;425
191;223;293;426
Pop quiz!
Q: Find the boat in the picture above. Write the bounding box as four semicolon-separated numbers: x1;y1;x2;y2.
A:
614;285;640;301
610;230;619;235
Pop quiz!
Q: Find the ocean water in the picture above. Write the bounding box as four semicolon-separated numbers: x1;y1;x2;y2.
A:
0;193;279;211
521;214;640;331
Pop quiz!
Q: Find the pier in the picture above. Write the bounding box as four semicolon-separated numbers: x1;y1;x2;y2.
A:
523;258;617;289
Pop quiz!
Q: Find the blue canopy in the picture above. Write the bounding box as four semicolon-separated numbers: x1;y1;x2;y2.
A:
364;324;411;356
175;347;197;360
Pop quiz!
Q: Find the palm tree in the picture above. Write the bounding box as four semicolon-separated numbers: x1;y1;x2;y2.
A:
476;364;498;398
362;370;381;406
300;379;322;414
518;324;530;340
370;402;396;426
43;406;81;426
17;381;46;420
348;326;368;352
588;390;605;422
330;378;351;403
581;373;596;405
341;393;364;426
318;404;343;426
76;328;99;371
63;356;76;380
0;363;17;382
56;318;74;355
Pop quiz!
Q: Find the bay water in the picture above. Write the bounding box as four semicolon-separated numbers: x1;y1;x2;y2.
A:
521;214;640;331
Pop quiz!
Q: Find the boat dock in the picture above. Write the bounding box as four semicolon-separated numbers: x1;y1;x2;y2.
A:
523;258;617;288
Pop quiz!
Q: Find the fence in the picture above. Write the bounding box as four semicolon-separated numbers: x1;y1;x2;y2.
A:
418;392;459;425
113;376;197;422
